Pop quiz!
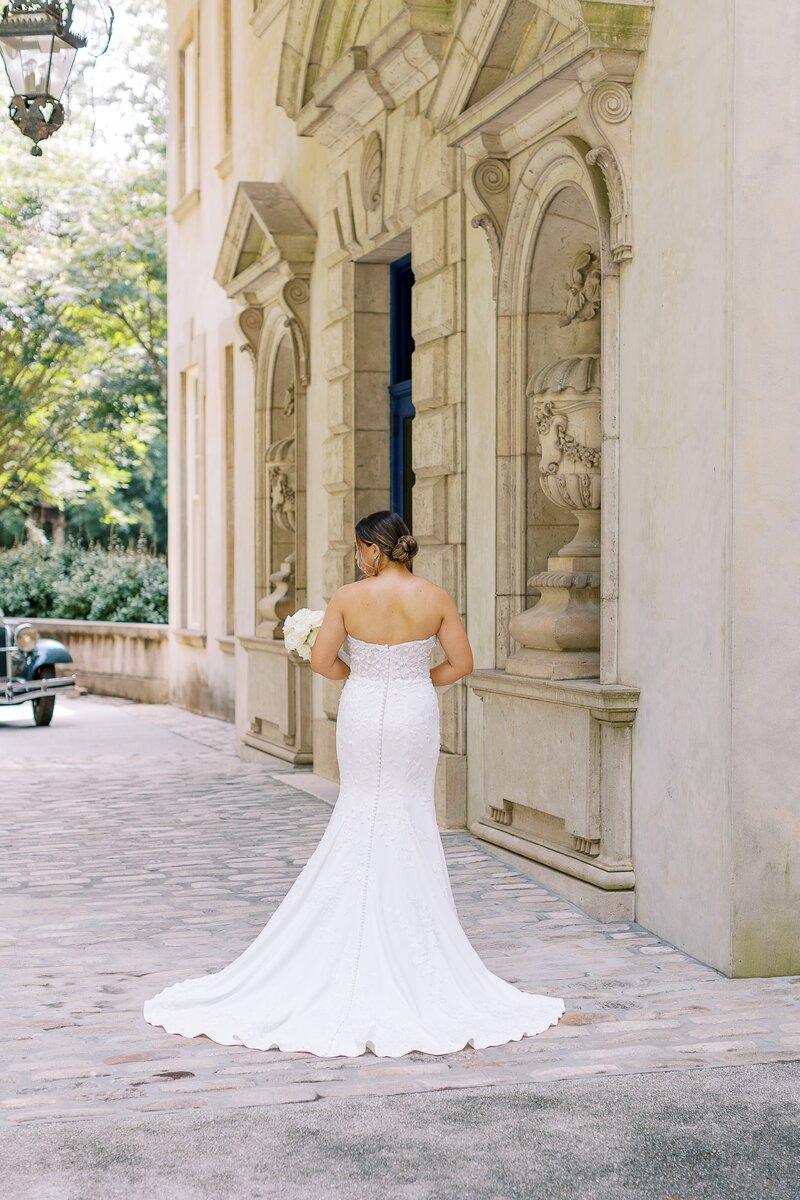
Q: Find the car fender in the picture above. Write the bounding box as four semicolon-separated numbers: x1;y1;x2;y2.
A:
26;638;73;677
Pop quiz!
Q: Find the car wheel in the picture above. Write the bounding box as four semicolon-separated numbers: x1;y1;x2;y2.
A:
32;665;56;727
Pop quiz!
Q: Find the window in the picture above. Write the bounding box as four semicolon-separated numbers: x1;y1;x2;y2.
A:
221;0;232;154
183;366;204;630
389;254;415;526
224;344;235;636
178;31;199;197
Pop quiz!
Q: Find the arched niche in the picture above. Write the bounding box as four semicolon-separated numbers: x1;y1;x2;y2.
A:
525;184;601;583
253;308;307;639
495;136;615;678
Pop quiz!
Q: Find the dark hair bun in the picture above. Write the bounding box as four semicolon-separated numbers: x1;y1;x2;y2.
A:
390;534;418;563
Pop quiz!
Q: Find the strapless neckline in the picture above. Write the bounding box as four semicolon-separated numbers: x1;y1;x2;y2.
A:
346;634;437;648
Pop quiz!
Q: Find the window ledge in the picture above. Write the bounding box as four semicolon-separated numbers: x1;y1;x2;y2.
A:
174;628;207;648
171;187;201;222
217;635;236;655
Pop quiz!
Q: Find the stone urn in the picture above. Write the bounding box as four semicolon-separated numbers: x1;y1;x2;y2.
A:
531;354;601;556
257;553;295;639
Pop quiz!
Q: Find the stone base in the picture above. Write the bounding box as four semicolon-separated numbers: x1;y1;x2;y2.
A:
504;647;601;680
471;826;635;921
239;636;312;764
241;730;312;765
268;768;341;807
468;669;639;904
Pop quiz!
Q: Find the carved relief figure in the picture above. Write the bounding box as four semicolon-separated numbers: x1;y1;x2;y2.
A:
269;463;296;533
558;244;601;326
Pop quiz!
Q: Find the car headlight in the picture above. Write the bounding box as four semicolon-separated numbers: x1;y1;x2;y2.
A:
14;623;39;652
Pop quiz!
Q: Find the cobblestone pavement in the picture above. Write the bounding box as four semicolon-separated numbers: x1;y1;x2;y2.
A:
3;695;799;1128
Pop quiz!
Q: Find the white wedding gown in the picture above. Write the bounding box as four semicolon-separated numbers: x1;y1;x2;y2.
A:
143;634;565;1057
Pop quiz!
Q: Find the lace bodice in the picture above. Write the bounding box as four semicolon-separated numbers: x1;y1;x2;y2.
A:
345;635;437;682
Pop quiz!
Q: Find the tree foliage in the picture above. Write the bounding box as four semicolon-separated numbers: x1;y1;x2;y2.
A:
0;0;168;550
0;539;168;623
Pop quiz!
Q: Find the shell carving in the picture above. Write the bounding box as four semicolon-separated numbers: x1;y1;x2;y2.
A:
360;131;383;213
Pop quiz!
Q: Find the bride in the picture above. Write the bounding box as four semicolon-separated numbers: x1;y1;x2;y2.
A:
143;510;565;1057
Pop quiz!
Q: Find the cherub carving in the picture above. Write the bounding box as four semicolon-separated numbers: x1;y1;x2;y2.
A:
558;245;601;326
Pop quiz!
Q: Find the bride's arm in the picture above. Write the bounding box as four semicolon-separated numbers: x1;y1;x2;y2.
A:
430;593;474;686
310;591;351;680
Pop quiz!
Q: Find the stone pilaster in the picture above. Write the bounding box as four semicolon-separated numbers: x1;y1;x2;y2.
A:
411;193;468;825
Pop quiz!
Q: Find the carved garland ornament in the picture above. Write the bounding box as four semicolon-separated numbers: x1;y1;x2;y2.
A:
533;399;601;471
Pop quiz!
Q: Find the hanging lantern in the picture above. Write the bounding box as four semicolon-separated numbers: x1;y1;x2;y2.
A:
0;1;112;155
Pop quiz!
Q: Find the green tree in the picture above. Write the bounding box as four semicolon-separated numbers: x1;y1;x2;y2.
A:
0;0;168;550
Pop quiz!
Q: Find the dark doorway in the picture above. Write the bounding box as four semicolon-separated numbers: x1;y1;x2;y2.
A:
389;254;415;527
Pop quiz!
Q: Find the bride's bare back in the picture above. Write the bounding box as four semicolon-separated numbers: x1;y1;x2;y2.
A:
312;559;473;687
339;570;443;645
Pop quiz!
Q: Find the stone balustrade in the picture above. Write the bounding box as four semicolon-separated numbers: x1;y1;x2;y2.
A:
8;618;169;703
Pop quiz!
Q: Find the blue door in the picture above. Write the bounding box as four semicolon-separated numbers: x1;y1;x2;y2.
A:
389;254;415;526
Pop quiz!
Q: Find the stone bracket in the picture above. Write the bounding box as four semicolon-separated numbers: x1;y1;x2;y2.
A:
575;78;634;263
464;157;510;298
237;306;264;366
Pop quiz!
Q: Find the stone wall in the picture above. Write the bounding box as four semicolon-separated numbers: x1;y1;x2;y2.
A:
10;619;169;704
163;0;800;976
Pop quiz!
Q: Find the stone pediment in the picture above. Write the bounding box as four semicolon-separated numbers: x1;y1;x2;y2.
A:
277;0;455;150
428;0;653;140
277;2;653;154
214;182;316;303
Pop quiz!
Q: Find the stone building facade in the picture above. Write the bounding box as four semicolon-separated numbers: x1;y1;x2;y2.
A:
165;0;800;977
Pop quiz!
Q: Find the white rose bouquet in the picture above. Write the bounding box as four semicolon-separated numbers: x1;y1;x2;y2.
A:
283;608;326;661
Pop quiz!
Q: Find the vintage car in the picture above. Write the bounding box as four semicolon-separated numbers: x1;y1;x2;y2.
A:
0;612;77;726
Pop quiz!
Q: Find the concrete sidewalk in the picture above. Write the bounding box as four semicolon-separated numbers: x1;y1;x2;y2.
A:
1;1063;798;1199
3;695;799;1195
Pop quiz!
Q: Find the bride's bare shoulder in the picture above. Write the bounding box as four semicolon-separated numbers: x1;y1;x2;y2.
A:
408;575;458;621
412;574;453;601
328;580;366;609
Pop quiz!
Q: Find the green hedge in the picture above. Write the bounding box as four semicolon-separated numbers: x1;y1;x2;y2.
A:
0;541;168;624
